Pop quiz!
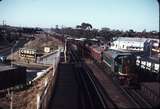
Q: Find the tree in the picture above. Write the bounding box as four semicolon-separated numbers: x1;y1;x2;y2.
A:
76;22;92;30
76;25;82;29
101;27;110;32
128;29;135;37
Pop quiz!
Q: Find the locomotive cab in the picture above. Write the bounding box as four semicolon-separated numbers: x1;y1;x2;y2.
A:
103;50;138;87
115;55;136;76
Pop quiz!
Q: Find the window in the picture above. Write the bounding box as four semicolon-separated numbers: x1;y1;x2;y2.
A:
103;55;112;65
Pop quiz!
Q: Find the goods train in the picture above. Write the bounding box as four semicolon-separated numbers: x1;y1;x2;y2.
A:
55;35;138;86
84;44;138;86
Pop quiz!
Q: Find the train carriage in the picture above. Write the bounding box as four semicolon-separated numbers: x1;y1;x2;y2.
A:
86;45;105;63
136;56;159;74
90;47;102;62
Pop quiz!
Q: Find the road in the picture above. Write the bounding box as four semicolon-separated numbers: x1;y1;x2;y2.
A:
0;39;28;56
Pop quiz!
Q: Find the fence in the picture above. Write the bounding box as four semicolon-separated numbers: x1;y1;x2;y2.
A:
37;50;60;109
37;50;58;64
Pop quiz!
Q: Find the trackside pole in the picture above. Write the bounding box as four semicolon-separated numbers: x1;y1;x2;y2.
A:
64;39;67;63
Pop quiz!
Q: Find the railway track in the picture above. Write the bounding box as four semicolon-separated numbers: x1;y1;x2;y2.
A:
123;88;152;108
70;47;117;109
70;49;94;109
49;48;110;109
95;60;153;108
83;65;118;109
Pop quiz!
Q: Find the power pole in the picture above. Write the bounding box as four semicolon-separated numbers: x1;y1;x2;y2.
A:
2;20;4;26
64;39;67;63
7;90;13;109
10;91;13;109
2;20;6;26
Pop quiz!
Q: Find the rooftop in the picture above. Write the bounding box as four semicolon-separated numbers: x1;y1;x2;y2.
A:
113;37;159;43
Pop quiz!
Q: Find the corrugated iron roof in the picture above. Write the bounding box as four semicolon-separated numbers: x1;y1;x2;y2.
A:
114;37;159;43
103;50;131;59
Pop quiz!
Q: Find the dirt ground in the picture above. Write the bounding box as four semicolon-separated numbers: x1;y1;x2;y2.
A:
0;67;53;109
24;33;63;52
7;33;63;63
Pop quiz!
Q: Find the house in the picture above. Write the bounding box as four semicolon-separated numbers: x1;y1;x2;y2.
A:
110;37;159;54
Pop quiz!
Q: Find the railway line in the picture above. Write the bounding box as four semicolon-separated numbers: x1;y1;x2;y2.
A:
48;48;109;109
83;65;118;109
85;59;136;108
38;33;159;109
68;42;153;108
71;46;153;109
70;47;118;109
107;64;154;108
65;38;158;108
123;88;152;108
94;59;153;108
49;46;119;109
70;49;105;109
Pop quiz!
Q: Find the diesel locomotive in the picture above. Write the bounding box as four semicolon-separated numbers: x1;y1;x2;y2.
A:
102;50;138;86
82;43;138;86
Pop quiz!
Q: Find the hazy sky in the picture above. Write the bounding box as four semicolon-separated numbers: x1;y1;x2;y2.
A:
0;0;159;31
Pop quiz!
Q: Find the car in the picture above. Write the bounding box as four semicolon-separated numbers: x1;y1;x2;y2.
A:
0;55;7;63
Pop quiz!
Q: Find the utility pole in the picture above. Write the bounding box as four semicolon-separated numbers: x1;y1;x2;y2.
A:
64;39;67;63
2;20;5;26
10;91;13;109
7;90;13;109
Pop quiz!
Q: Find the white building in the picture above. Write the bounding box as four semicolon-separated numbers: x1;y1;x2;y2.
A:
110;37;159;52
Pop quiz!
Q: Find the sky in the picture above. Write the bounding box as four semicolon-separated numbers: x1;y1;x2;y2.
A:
0;0;159;32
